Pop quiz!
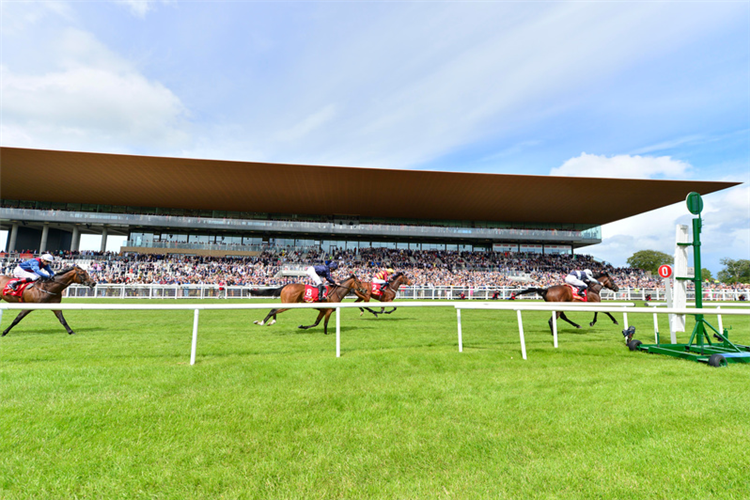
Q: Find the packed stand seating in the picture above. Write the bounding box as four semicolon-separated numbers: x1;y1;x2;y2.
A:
2;247;730;292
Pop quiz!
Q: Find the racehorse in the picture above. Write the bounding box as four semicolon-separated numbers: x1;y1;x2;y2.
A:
0;265;96;336
513;272;620;331
250;275;366;335
353;272;413;317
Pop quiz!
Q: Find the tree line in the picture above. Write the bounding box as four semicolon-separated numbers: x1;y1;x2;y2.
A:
626;250;750;284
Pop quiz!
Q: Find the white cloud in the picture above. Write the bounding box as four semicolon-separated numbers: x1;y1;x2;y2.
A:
552;154;748;273
115;1;156;18
1;28;190;152
551;152;692;179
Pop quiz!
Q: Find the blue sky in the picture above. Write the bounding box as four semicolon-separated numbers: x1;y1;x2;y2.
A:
1;0;748;274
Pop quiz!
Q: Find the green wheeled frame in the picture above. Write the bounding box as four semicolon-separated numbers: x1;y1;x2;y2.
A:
626;192;750;367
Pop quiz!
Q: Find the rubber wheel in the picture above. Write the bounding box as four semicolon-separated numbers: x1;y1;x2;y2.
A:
708;354;727;367
627;339;642;351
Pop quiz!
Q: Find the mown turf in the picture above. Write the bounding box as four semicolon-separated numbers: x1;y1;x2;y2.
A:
1;299;749;499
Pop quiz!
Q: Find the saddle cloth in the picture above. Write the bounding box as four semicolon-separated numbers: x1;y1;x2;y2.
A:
2;279;32;300
371;282;385;297
565;284;587;302
303;285;329;303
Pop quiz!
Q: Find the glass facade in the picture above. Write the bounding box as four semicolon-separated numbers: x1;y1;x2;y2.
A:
6;204;602;254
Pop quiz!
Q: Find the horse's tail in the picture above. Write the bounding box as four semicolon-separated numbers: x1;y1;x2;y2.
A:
248;285;287;297
514;287;547;299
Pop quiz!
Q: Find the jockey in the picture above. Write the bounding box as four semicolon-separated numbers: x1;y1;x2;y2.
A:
564;269;597;297
373;267;394;295
305;261;339;301
9;253;56;291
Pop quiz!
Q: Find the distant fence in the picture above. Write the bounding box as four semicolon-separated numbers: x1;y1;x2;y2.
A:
61;284;750;302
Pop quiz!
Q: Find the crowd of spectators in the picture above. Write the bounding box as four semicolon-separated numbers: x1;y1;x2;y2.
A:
5;247;745;292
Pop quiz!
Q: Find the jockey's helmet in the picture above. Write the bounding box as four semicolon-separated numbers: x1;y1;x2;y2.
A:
329;262;339;270
41;253;55;262
387;268;394;274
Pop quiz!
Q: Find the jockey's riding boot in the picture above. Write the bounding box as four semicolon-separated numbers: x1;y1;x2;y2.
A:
578;286;587;297
381;284;388;295
9;278;31;291
318;284;326;301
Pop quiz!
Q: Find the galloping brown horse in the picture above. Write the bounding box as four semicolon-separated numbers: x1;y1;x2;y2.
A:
0;265;96;336
514;272;620;331
250;275;366;335
354;272;413;317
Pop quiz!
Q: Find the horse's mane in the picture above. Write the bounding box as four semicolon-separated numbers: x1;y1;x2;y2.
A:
594;271;609;280
391;272;404;280
56;266;77;275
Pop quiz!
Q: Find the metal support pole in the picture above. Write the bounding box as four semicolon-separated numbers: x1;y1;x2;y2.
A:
40;224;49;252
7;223;18;252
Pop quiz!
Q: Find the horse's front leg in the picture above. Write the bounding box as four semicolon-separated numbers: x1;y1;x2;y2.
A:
354;297;366;316
559;312;581;329
383;307;397;314
322;309;334;335
2;310;32;336
299;309;326;330
254;308;284;326
53;310;75;335
589;312;599;327
604;312;619;325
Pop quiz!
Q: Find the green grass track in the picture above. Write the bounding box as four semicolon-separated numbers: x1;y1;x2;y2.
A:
1;299;749;499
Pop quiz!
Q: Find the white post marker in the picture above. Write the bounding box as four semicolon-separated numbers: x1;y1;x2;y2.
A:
516;310;527;360
336;307;341;358
672;224;689;335
658;264;674;343
190;308;200;366
456;308;463;352
551;311;558;348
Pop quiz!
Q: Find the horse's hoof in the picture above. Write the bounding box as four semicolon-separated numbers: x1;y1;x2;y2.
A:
68;331;76;335
268;320;275;326
253;320;263;325
589;322;595;327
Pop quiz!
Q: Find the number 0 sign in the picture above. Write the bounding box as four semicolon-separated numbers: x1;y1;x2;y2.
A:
658;265;673;279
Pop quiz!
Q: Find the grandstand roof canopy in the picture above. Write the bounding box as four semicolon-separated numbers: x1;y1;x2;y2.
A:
0;147;740;225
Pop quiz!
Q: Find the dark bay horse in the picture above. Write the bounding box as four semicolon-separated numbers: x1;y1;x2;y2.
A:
0;266;96;336
354;272;413;317
250;275;366;335
513;272;620;331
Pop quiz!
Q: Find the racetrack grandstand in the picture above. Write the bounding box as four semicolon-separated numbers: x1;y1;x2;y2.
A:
0;147;740;257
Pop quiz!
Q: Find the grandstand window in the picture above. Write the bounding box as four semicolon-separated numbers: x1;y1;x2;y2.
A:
544;245;572;255
520;244;543;254
296;239;315;248
163;233;188;243
275;238;295;247
190;235;210;244
243;236;263;246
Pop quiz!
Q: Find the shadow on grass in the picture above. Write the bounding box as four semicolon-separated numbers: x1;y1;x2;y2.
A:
1;325;108;337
